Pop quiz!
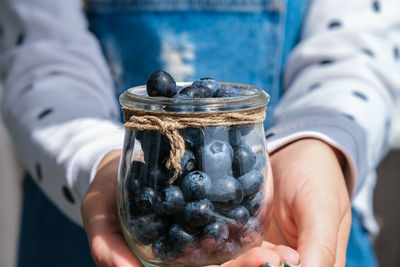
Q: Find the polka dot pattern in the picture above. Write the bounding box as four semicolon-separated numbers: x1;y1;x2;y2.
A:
1;71;7;81
343;114;355;121
372;1;380;12
62;186;75;204
362;49;374;57
265;133;275;139
22;84;33;93
320;60;333;65
37;108;53;120
309;83;321;91
353;91;368;101
16;33;24;45
328;21;342;29
35;163;42;181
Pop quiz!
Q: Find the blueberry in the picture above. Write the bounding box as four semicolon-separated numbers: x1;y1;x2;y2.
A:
227;206;250;225
228;127;242;148
127;161;145;184
182;248;208;264
183;199;214;229
167;94;195;112
131;214;168;245
128;178;141;198
157;185;184;215
146;70;177;97
181;127;203;149
168;224;198;252
173;93;191;99
135;130;144;142
140;131;171;166
207;176;244;205
217;240;240;259
134;187;156;214
176;85;184;93
145;166;171;188
180;85;209;98
152;235;176;260
237;169;264;197
239;124;254;136
213;85;240;97
203;126;229;144
180;149;197;176
192;78;221;96
181;171;212;200
128;161;145;178
237;217;263;245
232;145;256;177
243;190;264;216
127;161;145;194
202;218;229;243
198;141;233;177
254;155;266;170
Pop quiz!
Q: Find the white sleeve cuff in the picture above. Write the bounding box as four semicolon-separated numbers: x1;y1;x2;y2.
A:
266;108;368;196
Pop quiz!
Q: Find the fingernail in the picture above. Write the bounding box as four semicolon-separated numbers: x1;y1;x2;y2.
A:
283;259;302;267
260;263;277;267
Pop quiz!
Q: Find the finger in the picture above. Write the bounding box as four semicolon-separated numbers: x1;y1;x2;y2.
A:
91;233;142;267
334;207;351;267
274;245;301;266
295;187;342;267
220;246;282;267
81;154;141;267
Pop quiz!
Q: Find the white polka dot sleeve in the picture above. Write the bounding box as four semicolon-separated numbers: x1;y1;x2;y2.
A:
266;0;400;233
0;0;124;225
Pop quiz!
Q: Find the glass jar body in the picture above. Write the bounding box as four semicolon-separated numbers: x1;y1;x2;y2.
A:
118;83;272;267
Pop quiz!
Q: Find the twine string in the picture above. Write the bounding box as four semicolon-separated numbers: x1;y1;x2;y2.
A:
123;106;266;184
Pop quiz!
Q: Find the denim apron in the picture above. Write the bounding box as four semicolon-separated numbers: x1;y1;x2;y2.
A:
17;1;377;266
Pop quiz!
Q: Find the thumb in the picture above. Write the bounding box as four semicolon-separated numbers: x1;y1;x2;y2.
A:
295;188;343;267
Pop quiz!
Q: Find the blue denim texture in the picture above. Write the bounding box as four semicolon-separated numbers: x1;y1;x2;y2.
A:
18;1;378;266
86;0;285;127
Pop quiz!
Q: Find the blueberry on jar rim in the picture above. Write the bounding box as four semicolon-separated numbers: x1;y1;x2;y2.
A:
146;70;178;97
192;78;221;96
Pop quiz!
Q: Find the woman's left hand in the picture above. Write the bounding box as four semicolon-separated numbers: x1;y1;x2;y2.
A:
267;139;352;267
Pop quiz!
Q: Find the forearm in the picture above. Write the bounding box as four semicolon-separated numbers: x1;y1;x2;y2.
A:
0;0;123;224
267;0;400;196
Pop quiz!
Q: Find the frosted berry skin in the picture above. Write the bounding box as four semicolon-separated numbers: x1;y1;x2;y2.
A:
146;70;178;97
118;76;271;267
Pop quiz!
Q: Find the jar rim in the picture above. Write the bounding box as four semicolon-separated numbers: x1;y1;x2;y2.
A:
120;82;270;113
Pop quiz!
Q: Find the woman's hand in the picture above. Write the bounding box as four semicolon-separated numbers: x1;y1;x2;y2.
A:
81;150;300;267
81;150;142;267
267;139;352;267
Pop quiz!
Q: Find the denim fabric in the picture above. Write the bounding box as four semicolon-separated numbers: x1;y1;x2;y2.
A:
17;176;96;267
346;209;378;267
86;0;286;127
84;0;284;12
17;0;377;266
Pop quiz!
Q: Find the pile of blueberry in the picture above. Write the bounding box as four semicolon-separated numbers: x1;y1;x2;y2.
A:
125;70;267;264
146;70;241;98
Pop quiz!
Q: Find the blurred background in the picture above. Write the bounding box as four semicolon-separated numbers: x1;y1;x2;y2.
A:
1;82;400;267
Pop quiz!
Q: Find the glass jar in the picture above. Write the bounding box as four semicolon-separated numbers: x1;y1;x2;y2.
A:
118;82;272;267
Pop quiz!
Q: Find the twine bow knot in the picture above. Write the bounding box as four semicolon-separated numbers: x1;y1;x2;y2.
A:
123;106;266;184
